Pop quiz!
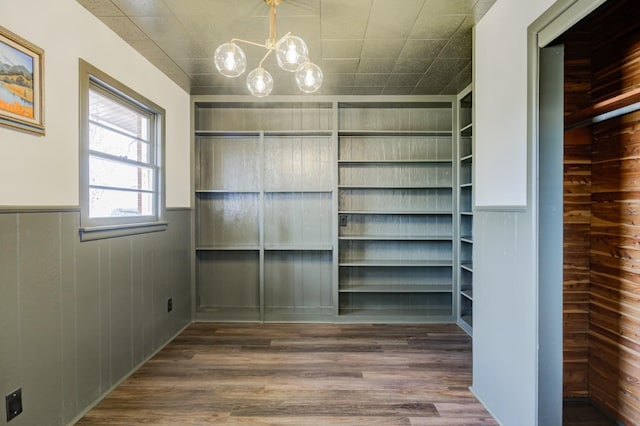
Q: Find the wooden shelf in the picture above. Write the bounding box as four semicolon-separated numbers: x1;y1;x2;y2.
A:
339;259;453;267
339;210;452;215
338;130;452;137
195;130;260;136
339;284;452;293
460;211;473;216
565;87;640;130
337;307;453;322
460;123;473;134
461;289;473;301
461;154;473;163
338;184;452;189
196;245;260;251
196;189;260;193
339;235;452;241
460;237;473;244
264;130;332;136
264;189;333;193
461;262;473;272
264;244;333;251
338;159;452;164
460;183;473;188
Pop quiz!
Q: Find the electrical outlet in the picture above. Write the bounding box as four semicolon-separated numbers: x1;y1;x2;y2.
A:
5;388;22;422
339;214;348;227
167;297;173;313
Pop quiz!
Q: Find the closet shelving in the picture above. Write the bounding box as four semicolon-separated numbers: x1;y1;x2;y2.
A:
194;101;335;322
457;86;474;335
192;97;461;323
337;101;455;321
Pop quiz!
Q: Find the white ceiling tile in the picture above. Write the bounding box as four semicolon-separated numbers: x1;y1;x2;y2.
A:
77;0;124;16
320;0;372;39
353;86;384;95
386;73;423;87
321;59;359;74
365;0;425;39
100;17;149;41
354;73;389;87
410;14;465;39
392;57;434;74
357;58;395;73
321;40;363;59
399;39;446;59
361;39;405;58
111;0;170;16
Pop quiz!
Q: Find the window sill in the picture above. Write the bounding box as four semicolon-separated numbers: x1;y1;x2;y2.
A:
79;221;168;241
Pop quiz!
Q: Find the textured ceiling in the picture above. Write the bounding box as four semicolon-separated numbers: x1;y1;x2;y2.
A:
77;0;495;96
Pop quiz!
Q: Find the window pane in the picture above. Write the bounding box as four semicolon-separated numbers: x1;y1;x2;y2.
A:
89;123;150;163
89;88;150;141
90;156;154;191
89;188;154;218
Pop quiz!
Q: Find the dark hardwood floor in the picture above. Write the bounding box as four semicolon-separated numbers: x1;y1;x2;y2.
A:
77;323;498;425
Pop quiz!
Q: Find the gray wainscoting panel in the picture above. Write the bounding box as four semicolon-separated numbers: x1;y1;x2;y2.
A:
0;208;192;426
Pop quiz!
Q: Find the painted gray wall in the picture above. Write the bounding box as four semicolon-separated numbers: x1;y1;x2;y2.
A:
0;208;191;425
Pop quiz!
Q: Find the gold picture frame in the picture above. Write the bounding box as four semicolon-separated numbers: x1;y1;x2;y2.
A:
0;25;44;135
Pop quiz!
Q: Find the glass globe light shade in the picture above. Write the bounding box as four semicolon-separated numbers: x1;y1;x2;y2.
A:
275;35;308;72
214;42;246;77
295;62;323;93
246;68;273;97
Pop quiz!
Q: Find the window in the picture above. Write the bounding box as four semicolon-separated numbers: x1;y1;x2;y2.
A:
79;59;166;241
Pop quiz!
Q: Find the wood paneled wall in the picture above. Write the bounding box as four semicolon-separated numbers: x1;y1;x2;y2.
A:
562;1;640;423
589;110;640;425
0;208;192;425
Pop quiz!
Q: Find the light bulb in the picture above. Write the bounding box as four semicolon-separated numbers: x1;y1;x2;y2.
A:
224;52;236;71
246;68;273;97
285;43;299;65
214;42;246;78
275;35;308;72
295;62;323;93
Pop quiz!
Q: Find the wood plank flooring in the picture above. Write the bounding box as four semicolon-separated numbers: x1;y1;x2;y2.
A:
77;323;497;425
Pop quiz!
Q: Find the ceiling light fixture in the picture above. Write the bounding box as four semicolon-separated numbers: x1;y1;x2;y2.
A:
213;0;322;97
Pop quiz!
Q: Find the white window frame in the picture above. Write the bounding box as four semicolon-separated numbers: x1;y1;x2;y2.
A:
79;59;167;241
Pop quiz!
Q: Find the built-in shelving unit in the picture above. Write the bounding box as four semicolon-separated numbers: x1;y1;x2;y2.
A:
193;97;460;323
457;86;473;335
337;101;454;322
194;101;335;322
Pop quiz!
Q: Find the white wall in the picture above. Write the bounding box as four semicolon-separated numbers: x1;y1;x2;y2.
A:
473;0;556;424
0;0;190;208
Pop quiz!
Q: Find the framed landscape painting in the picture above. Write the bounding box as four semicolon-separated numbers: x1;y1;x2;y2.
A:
0;25;44;135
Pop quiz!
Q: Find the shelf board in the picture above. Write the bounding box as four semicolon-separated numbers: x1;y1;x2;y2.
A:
339;210;452;215
195;130;261;136
339;259;453;267
338;130;452;137
263;307;335;322
195;307;261;322
339;235;452;241
460;237;473;244
460;211;473;216
337;307;453;322
461;262;473;272
460;182;473;188
339;284;452;293
196;245;260;251
264;130;332;137
338;159;452;164
461;289;473;301
460;154;473;163
264;189;333;193
264;244;333;251
460;123;473;134
458;315;473;335
339;184;452;189
196;189;259;194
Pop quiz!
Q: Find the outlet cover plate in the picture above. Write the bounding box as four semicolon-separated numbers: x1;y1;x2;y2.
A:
5;388;22;422
167;297;173;312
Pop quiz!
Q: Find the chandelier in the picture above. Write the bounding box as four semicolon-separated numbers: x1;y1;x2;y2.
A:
213;0;323;97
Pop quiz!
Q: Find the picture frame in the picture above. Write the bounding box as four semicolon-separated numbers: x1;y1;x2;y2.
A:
0;25;44;135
